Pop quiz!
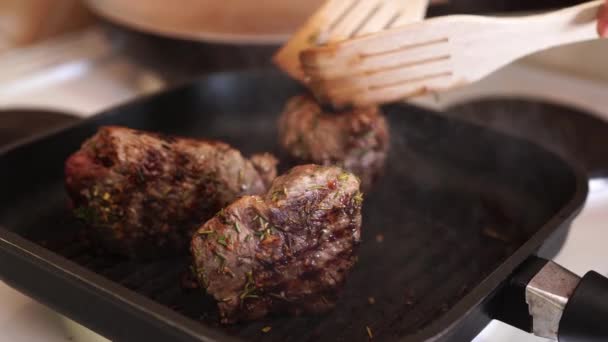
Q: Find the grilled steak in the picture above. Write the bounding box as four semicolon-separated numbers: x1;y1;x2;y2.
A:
191;164;363;323
65;126;277;258
278;95;389;189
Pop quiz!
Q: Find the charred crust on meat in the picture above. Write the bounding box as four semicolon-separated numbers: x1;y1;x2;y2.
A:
65;126;278;258
191;165;363;323
278;95;390;190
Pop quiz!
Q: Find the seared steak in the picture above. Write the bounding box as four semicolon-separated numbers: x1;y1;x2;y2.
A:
191;165;363;323
65;126;277;258
278;95;389;189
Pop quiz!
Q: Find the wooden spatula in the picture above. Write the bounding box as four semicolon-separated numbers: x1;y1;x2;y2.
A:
273;0;430;82
301;0;605;107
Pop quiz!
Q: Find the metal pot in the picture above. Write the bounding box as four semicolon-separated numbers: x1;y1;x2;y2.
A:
85;0;585;45
85;0;323;44
89;0;588;84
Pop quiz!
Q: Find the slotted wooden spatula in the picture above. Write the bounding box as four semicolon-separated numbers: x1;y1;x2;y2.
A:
301;0;605;107
273;0;430;82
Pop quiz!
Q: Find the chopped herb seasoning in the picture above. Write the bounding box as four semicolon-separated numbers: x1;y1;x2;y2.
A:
233;222;241;234
216;235;229;248
269;292;291;301
271;188;286;202
216;208;226;218
261;326;272;333
366;326;373;339
244;234;252;242
241;293;259;300
240;271;258;301
255;226;275;242
197;230;215;236
247;270;254;283
214;251;226;260
353;191;364;205
194;266;208;288
262;232;279;244
214;251;226;269
224;267;236;278
256;215;269;230
338;173;350;181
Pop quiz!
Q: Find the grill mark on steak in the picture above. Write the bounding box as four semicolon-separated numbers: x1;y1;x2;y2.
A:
191;165;363;323
65;126;278;258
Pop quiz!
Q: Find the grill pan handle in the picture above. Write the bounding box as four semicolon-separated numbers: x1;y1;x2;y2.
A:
558;271;608;342
496;257;608;341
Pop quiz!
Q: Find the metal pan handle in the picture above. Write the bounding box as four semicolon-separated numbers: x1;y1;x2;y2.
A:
497;257;608;341
558;271;608;342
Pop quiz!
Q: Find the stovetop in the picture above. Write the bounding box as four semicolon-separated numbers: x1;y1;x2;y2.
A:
0;27;607;342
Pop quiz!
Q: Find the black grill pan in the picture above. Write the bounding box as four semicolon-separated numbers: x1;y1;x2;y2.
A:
0;70;588;341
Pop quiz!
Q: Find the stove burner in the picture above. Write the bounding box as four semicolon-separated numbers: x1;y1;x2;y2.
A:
0;109;79;148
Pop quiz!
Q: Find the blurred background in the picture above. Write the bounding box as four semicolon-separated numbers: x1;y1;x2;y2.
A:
0;0;91;51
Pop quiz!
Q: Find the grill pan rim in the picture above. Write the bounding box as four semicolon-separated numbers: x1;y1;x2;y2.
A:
0;69;589;341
